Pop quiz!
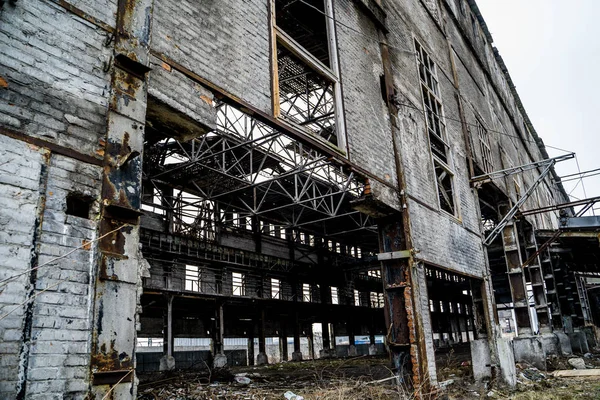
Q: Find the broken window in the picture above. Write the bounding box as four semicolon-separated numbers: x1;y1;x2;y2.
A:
415;40;458;216
185;265;201;292
367;269;381;279
476;119;494;173
354;290;360;306
370;292;384;308
416;40;449;163
330;287;339;304
271;278;281;299
434;160;456;215
232;272;246;296
302;283;312;302
273;0;344;148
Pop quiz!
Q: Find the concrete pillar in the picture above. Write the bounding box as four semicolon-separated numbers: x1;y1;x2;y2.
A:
257;309;268;365
319;321;333;358
248;329;255;366
160;296;176;371
308;324;315;360
90;0;155;397
279;320;288;362
292;312;302;361
348;324;357;356
213;304;227;368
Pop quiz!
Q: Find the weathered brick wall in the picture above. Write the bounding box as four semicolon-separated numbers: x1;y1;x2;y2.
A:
334;0;398;208
151;0;272;114
385;0;487;276
0;135;45;398
0;1;109;397
0;0;111;158
25;155;102;398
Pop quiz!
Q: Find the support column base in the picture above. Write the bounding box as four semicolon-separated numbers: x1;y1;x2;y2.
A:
159;355;175;371
213;353;228;368
319;349;336;358
541;333;560;356
368;344;377;355
555;331;573;355
470;339;492;382
291;351;303;361
256;352;269;365
348;345;357;357
497;338;517;388
513;336;546;371
569;331;590;353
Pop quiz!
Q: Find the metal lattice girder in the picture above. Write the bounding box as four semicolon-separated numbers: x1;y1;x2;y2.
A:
144;102;373;239
483;161;556;246
471;153;574;185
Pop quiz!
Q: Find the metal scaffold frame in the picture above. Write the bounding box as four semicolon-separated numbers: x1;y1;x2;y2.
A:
143;101;377;247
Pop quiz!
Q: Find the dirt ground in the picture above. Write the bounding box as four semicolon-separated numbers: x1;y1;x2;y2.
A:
137;354;600;400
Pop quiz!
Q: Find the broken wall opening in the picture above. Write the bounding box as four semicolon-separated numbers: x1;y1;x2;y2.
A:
136;96;387;371
425;265;485;379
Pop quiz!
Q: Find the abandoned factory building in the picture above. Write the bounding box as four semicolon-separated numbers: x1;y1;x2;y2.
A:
1;0;600;398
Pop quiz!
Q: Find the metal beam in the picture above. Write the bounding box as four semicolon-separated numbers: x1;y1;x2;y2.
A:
471;153;574;184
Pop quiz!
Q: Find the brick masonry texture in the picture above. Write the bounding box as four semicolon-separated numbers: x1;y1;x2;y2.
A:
151;0;273;115
0;0;572;397
0;0;111;158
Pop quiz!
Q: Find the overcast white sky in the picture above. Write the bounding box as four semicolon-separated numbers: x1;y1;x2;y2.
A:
476;0;600;208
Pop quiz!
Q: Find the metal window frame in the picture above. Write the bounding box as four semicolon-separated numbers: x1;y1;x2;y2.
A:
414;39;459;217
232;271;246;296
476;118;494;173
271;0;347;153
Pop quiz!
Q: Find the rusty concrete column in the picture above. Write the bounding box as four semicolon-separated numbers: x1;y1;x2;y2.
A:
378;216;427;386
90;0;155;397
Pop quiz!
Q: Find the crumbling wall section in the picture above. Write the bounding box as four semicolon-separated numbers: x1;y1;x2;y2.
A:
0;135;44;398
26;155;102;398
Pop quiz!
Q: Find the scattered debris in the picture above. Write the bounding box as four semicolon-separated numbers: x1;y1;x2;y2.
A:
234;376;252;385
552;369;600;378
438;379;455;389
568;357;587;370
284;391;304;400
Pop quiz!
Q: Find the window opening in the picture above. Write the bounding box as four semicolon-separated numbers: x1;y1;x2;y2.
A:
370;292;384;308
303;283;312;302
271;278;281;299
331;287;339;304
435;160;456;215
476;119;493;173
232;272;246;296
354;290;360;306
66;193;93;219
415;40;458;217
185;265;201;292
273;0;344;148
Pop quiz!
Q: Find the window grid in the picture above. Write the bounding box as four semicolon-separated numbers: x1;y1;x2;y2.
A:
415;39;457;216
232;272;246;296
476;119;494;173
185;265;201;292
271;278;281;299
